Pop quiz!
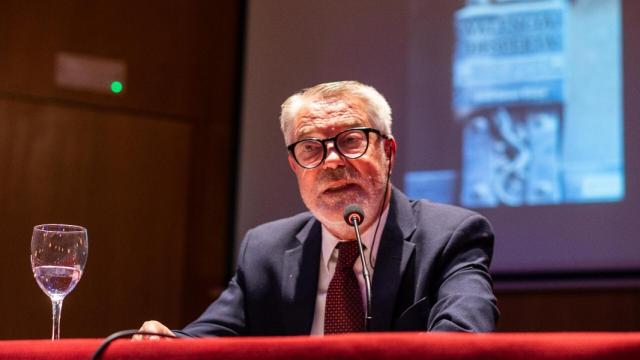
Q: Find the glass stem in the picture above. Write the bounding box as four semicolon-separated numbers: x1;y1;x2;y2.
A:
51;299;63;340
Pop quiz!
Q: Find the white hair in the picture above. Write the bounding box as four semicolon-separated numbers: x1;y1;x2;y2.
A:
279;81;392;144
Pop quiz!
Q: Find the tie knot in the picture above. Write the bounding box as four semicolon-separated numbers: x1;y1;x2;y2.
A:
336;241;360;269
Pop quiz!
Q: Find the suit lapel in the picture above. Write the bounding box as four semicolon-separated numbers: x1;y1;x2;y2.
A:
370;188;417;331
281;218;322;335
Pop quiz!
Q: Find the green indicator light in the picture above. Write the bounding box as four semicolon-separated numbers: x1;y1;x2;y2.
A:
110;81;123;94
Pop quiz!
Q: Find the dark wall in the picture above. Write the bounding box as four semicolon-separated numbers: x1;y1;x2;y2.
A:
0;1;240;338
498;288;640;331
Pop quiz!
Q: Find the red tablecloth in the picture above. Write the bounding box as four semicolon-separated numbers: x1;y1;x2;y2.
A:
1;332;640;360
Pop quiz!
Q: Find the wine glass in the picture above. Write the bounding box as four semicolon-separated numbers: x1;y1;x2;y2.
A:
31;224;88;340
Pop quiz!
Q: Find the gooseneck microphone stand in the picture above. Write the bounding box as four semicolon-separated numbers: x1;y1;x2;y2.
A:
343;204;372;331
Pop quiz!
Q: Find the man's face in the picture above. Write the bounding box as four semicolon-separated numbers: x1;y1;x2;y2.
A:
287;96;391;238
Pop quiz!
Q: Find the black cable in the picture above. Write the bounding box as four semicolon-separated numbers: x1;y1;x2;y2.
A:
91;329;176;360
368;146;393;267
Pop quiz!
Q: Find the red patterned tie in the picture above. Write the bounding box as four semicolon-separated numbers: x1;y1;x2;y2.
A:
324;240;365;333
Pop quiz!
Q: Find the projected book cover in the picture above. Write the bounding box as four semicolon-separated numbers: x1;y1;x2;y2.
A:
405;0;624;208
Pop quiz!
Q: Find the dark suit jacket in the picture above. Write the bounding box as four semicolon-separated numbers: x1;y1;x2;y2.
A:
175;188;499;337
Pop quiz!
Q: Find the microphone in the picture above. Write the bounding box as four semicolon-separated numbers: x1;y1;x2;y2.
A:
343;204;372;331
343;204;364;226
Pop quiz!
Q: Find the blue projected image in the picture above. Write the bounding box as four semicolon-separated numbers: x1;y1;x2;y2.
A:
405;0;624;208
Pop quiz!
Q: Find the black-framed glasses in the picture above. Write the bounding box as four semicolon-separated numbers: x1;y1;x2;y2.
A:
287;127;387;169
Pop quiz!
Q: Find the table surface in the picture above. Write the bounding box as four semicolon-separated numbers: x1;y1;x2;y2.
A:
2;332;640;360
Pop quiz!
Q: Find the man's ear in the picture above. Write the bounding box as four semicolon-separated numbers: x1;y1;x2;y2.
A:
385;138;397;161
287;154;298;173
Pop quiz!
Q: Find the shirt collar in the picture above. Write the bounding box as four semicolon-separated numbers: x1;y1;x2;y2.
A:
321;204;390;272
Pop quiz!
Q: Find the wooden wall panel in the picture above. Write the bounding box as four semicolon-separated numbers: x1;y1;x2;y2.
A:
0;99;190;338
178;1;241;323
0;0;240;339
497;289;640;332
0;1;204;117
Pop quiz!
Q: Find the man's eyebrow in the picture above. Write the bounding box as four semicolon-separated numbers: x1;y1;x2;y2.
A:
293;129;316;142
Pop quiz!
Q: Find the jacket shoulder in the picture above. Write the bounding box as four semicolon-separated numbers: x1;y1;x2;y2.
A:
249;211;314;235
242;211;316;249
409;199;493;235
412;199;481;219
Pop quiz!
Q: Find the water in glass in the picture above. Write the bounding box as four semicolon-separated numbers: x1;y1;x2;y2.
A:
31;224;88;340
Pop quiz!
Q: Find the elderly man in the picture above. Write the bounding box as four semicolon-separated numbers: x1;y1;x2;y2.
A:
140;81;499;337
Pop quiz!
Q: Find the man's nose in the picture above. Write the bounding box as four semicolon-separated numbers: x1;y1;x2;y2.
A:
322;142;345;169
